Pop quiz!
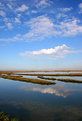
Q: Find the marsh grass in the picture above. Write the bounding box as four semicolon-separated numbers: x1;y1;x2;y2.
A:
0;71;82;84
18;73;82;76
57;78;82;83
38;76;82;83
0;71;13;75
38;76;56;80
0;74;55;85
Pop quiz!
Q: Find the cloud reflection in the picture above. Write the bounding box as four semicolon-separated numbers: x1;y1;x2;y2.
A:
21;85;70;98
21;83;82;98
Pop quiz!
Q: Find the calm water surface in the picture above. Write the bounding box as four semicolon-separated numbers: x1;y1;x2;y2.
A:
16;71;82;74
0;75;82;121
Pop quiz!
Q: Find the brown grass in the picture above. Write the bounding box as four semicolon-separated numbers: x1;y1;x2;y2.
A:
57;78;82;83
17;73;82;76
38;76;82;83
38;76;56;80
0;74;56;85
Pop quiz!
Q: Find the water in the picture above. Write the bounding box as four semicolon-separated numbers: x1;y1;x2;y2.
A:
0;74;82;121
15;71;82;74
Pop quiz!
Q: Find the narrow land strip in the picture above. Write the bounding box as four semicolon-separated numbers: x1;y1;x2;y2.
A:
38;76;82;83
0;74;56;85
17;73;82;76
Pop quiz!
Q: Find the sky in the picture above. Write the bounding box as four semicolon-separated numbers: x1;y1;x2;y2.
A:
0;0;82;70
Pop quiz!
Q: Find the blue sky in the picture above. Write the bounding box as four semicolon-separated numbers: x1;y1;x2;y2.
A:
0;0;82;70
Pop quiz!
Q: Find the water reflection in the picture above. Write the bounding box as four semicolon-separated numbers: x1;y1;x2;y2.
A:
0;77;82;121
0;100;82;121
21;83;82;98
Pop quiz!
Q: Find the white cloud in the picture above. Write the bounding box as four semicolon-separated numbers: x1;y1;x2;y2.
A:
24;15;60;41
59;7;72;12
14;17;21;23
20;44;80;59
7;23;13;29
0;16;82;42
78;3;82;13
23;17;82;40
57;19;82;36
16;4;29;12
0;11;6;17
36;0;52;8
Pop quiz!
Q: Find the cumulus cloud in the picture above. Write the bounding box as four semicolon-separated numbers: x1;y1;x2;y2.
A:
20;44;80;59
78;3;82;13
16;4;29;12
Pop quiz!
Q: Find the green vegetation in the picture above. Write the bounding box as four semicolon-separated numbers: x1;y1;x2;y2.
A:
0;112;18;121
38;76;56;80
0;74;56;85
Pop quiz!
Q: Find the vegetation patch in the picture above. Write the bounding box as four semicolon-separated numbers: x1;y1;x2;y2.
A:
0;112;18;121
57;78;82;83
18;73;82;76
38;76;56;80
0;74;56;85
38;76;82;83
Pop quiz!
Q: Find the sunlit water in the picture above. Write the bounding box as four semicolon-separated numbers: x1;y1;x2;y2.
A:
0;73;82;121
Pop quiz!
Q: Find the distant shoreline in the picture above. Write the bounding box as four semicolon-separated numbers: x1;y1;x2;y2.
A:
0;70;82;72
